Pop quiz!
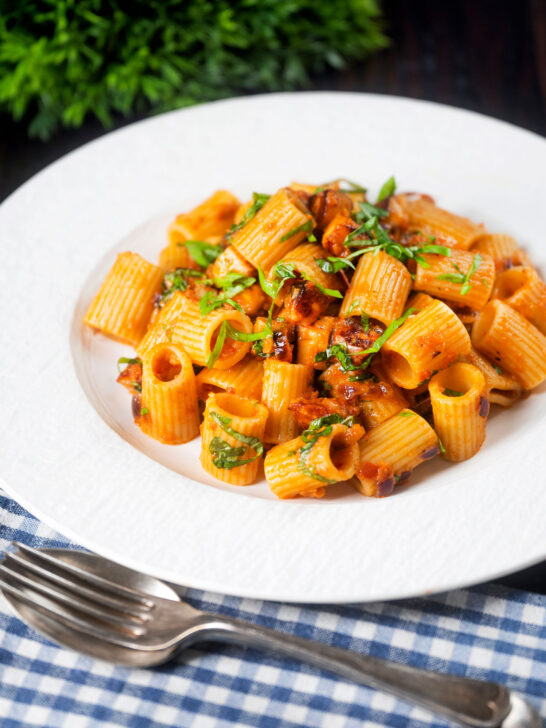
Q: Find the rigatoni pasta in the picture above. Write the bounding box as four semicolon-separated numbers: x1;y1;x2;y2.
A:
84;252;162;346
382;299;471;389
139;343;200;444
429;363;488;462
200;393;268;485
339;250;412;324
413;249;494;310
471;299;546;390
85;177;543;499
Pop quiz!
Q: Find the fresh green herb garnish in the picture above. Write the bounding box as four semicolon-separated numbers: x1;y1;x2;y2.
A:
297;414;355;484
159;267;206;306
438;437;446;454
435;253;482;296
346;299;361;315
131;381;142;393
443;388;464;397
180;240;223;268
336;178;367;193
355;201;389;222
209;411;263;469
308;233;317;242
140;407;149;416
117;356;142;373
376;175;396;202
227;193;270;238
344;215;452;269
314;308;415;372
279;219;314;242
199;274;256;316
493;365;503;375
398;411;415;417
206;321;269;368
361;312;370;332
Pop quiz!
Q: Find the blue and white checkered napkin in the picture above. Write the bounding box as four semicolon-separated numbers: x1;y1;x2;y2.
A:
0;491;544;728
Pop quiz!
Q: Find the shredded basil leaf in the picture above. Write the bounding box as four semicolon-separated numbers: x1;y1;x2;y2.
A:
226;192;270;238
117;356;142;373
140;407;149;416
206;320;270;368
297;414;355;484
208;411;263;469
436;253;482;295
199;274;256;316
377;175;396;202
398;411;415;417
279;219;313;242
443;388;464;397
181;240;223;268
314;308;415;372
159;267;206;306
493;365;503;375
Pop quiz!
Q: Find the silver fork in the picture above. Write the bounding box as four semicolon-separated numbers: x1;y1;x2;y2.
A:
0;543;539;728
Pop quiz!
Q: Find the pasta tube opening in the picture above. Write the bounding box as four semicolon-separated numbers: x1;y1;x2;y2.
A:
151;349;182;382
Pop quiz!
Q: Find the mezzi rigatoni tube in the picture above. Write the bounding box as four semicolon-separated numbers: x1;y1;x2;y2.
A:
84;252;163;346
401;195;485;249
231;188;314;271
278;242;342;295
493;266;546;335
264;423;360;499
429;363;488;462
471;233;533;271
471;299;546;390
382;299;471;389
297;316;336;368
464;347;522;407
354;409;439;497
414;250;494;310
139;343;199;444
262;360;312;443
167;297;253;369
339;250;412;325
195;356;264;402
200;393;268;485
167;190;240;245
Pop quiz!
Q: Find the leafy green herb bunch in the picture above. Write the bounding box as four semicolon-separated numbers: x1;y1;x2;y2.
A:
0;0;388;139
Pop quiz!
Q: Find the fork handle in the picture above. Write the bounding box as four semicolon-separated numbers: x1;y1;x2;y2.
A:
193;614;510;727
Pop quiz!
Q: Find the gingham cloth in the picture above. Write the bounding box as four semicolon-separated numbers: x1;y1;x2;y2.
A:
0;491;544;728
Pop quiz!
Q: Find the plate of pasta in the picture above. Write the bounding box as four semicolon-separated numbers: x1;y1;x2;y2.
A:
1;93;545;602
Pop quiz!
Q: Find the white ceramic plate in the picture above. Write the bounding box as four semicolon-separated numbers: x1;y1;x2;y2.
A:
1;93;545;603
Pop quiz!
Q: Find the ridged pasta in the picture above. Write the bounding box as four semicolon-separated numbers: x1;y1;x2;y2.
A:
200;393;268;485
168;298;252;369
429;363;488;462
359;364;408;428
139;343;199;444
339;251;412;324
382;299;471;389
414;250;494;310
158;241;201;273
471;233;533;271
471;299;546;390
493;266;546;335
231;188;314;271
137;291;190;359
297;316;335;368
167;190;240;245
354;409;439;497
207;245;255;279
402;195;485;249
278;242;342;295
84;252;163;346
195;356;264;402
464;347;522;407
264;423;360;499
262;360;312;443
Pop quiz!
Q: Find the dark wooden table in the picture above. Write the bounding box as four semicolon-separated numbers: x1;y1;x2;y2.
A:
0;0;544;594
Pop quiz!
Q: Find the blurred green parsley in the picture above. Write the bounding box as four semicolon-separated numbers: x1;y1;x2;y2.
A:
0;0;388;139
